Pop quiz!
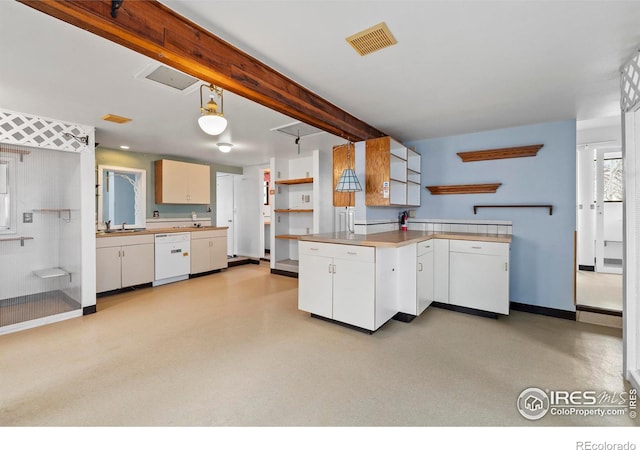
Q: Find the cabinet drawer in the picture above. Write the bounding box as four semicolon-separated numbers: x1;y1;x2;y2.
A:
96;234;154;248
299;241;375;262
191;229;226;240
449;239;509;256
417;239;435;257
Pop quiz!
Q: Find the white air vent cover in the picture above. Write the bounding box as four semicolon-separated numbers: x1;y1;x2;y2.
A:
134;62;200;94
270;121;324;138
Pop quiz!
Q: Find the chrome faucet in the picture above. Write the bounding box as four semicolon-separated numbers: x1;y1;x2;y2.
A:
122;221;127;230
105;220;111;232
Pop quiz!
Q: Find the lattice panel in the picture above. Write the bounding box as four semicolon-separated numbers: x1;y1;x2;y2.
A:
621;50;640;112
0;109;91;152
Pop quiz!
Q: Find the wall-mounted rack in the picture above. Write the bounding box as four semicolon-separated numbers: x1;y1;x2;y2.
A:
426;183;502;195
473;204;553;215
0;148;30;162
457;144;543;162
0;236;34;246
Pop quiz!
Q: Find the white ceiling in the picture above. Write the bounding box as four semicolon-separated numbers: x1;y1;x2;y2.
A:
2;1;640;166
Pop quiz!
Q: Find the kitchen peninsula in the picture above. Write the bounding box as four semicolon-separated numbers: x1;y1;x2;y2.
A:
298;230;512;333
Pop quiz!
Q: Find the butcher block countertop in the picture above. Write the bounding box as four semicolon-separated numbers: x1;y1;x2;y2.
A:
298;230;512;248
96;226;228;238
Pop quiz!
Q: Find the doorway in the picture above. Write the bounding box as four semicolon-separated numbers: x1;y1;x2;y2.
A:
576;142;623;318
216;173;235;257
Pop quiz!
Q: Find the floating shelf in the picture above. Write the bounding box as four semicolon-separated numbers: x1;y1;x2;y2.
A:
274;209;313;213
274;177;313;185
426;183;502;195
34;267;72;282
0;236;34;246
457;144;543;162
474;204;553;215
275;234;303;240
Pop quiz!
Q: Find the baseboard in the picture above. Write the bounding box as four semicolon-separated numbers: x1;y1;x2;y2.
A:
510;301;576;320
270;268;299;278
392;312;416;323
431;302;498;319
96;282;152;298
228;258;260;267
83;305;97;315
579;265;595;272
576;304;622;317
310;313;374;334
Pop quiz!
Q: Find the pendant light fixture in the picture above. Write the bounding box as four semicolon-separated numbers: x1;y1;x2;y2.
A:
198;84;227;135
335;141;361;234
335;141;362;193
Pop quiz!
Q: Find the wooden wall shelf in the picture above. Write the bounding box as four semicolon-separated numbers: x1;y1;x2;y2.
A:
457;144;543;162
274;177;313;185
426;183;502;195
0;148;30;162
473;204;553;215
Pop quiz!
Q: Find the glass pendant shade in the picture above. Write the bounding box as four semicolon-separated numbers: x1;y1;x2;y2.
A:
217;143;233;153
198;114;227;136
335;168;362;192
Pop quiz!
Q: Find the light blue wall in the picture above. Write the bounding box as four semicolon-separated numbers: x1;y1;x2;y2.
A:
407;120;577;311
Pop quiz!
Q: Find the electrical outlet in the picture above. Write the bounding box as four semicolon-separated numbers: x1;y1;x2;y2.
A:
306;227;310;234
277;216;281;223
304;195;310;203
23;212;33;223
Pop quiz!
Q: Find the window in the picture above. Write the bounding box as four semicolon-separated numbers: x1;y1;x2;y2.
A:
603;157;623;202
0;158;16;233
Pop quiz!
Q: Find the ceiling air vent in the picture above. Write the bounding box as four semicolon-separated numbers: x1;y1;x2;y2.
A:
270;121;325;139
346;22;397;56
134;62;200;94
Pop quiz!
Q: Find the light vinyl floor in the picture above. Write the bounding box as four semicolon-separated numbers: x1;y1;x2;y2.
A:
0;263;633;427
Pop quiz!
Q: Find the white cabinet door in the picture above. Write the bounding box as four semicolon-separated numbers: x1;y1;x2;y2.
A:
449;251;509;315
121;243;154;288
433;238;450;303
332;258;375;330
96;246;122;293
416;246;434;314
211;236;228;270
298;252;333;318
190;238;211;274
186;163;211;204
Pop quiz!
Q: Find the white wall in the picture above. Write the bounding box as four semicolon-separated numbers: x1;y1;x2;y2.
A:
234;165;263;259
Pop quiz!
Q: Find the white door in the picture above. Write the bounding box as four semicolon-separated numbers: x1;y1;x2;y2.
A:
216;173;235;256
595;148;623;274
234;166;262;259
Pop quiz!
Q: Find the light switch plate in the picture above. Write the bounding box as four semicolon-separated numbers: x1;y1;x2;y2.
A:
23;212;33;223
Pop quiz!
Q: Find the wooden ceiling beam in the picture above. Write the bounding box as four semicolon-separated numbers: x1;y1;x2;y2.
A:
17;0;386;142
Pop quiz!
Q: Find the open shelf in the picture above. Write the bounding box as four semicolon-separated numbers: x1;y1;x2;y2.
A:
275;234;302;240
473;204;553;215
274;177;313;185
457;144;543;162
426;183;502;195
0;148;30;162
34;267;72;282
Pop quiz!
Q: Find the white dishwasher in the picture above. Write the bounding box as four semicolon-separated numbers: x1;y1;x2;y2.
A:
154;232;191;286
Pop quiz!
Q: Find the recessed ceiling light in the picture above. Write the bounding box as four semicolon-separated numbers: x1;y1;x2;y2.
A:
120;145;130;149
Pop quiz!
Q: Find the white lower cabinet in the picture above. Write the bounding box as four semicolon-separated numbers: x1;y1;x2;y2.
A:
96;234;155;293
190;229;228;274
449;239;510;315
416;240;435;314
299;241;392;331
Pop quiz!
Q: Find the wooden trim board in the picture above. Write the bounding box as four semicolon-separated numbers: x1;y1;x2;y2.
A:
426;183;502;195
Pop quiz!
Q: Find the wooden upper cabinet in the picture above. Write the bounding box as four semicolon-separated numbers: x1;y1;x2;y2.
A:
365;136;420;206
333;142;356;207
155;159;211;204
